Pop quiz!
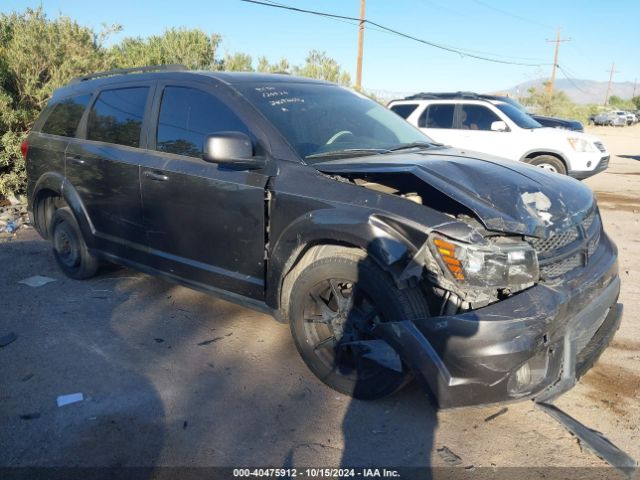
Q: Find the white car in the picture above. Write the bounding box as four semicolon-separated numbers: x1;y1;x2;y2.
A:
388;93;610;179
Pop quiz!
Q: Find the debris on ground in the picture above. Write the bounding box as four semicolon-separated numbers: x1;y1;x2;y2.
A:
56;392;84;407
19;413;41;420
18;275;56;287
154;338;165;343
0;332;17;348
484;407;509;422
437;446;463;466
197;337;224;346
0;202;28;234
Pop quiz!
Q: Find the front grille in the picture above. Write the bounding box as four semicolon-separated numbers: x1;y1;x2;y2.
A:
529;228;578;254
529;209;601;280
594;141;606;153
540;253;583;279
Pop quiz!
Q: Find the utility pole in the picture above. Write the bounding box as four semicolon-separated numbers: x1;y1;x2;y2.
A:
545;27;571;95
355;0;366;91
603;63;618;106
633;78;637;99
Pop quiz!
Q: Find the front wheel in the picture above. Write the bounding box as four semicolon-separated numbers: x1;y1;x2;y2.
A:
527;155;567;175
288;253;430;400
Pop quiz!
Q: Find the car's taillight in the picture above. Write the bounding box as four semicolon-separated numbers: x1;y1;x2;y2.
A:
20;139;29;158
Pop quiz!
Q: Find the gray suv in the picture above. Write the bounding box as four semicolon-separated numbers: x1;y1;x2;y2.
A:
24;66;622;407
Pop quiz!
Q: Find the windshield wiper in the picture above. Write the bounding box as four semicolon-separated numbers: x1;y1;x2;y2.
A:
387;141;436;152
305;148;390;160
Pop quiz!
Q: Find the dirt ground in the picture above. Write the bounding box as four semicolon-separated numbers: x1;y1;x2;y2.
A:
0;125;639;477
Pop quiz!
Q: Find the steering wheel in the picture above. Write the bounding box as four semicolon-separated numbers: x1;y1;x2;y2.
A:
326;130;354;145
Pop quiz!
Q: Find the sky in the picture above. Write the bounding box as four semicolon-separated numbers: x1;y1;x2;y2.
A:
3;0;640;96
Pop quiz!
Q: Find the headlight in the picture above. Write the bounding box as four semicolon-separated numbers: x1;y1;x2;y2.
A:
567;137;596;152
430;235;539;289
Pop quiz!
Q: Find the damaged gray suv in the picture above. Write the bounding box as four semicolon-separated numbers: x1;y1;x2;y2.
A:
25;66;622;407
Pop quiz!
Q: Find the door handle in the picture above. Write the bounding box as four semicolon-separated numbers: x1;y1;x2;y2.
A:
143;171;169;182
66;156;85;165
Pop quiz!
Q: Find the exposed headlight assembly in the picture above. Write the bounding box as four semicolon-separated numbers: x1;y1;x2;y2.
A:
430;235;539;290
567;137;596;152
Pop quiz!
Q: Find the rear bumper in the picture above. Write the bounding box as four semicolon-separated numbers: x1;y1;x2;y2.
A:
374;234;621;409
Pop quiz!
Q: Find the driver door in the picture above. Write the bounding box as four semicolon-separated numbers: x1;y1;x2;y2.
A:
140;83;269;299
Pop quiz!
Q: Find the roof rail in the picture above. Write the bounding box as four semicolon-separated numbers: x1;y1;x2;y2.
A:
403;91;488;100
69;64;188;84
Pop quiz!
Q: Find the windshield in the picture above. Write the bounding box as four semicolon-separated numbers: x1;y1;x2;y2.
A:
235;82;434;162
497;96;527;112
495;103;543;129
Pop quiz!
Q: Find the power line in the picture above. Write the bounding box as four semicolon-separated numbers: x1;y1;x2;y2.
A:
556;65;589;95
470;0;554;30
240;0;553;67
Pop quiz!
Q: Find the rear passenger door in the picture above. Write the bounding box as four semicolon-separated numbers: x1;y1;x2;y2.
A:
66;84;153;259
416;103;460;147
28;93;93;200
140;82;269;299
452;104;513;158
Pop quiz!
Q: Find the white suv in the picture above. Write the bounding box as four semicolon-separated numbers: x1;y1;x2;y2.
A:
388;93;610;179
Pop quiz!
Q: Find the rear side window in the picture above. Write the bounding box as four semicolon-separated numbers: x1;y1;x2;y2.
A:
459;105;501;130
389;103;419;119
87;87;149;148
419;104;455;128
156;86;250;158
41;94;92;137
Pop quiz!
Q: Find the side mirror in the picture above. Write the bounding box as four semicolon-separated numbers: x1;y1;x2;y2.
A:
490;120;509;132
202;132;264;169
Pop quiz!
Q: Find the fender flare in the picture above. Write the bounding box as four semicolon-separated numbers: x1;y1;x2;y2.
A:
520;149;569;169
31;172;96;246
265;208;428;310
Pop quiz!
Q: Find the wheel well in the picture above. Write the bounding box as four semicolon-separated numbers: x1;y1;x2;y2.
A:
33;189;66;239
278;242;366;322
524;151;567;170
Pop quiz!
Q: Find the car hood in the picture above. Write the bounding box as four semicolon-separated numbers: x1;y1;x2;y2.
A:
314;148;595;238
532;114;583;131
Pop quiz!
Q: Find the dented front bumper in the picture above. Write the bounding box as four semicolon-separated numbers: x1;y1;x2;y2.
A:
374;232;622;409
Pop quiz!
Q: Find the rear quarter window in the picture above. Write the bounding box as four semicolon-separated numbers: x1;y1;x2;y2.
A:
86;87;149;148
389;103;419;119
41;94;92;137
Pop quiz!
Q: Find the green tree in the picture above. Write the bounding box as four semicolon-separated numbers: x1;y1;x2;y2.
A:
256;56;290;74
110;28;221;70
292;50;351;86
607;95;623;107
521;84;593;124
222;52;253;72
0;8;113;197
632;96;640;110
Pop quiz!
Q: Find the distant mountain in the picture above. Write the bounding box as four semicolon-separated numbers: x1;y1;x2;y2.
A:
502;78;637;104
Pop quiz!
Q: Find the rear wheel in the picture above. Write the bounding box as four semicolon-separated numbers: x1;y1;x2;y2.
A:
527;155;567;175
288;252;430;400
51;208;99;280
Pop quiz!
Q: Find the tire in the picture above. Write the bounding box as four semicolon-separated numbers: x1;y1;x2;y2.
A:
527;155;567;175
288;252;430;400
51;207;99;280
